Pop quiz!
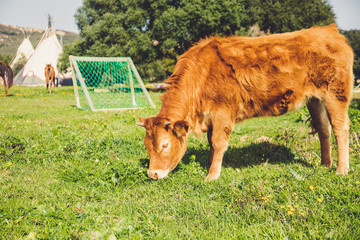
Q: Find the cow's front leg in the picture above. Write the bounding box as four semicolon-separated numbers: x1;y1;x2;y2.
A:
205;119;233;181
3;77;7;96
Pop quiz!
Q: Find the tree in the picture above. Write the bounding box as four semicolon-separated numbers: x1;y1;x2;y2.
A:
59;0;248;80
0;54;13;65
342;30;360;81
59;0;336;82
247;0;335;33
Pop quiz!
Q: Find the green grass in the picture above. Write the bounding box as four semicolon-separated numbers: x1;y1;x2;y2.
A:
1;86;360;239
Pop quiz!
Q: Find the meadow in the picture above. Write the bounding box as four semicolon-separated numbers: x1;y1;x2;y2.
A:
1;86;360;239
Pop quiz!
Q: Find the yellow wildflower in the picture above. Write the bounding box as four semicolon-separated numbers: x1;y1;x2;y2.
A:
309;186;314;190
317;198;323;203
294;205;299;209
280;205;285;209
288;211;294;215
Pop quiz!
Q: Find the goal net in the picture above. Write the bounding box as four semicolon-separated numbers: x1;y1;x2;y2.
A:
69;56;155;111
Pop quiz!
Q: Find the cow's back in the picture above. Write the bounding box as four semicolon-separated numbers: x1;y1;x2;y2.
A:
162;24;353;122
45;65;55;80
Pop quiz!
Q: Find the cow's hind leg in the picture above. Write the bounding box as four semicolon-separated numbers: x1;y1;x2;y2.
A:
205;111;234;181
46;79;49;93
49;79;52;94
307;97;332;167
324;97;350;174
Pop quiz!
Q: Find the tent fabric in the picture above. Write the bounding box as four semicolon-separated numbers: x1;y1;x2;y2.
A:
14;27;63;86
10;37;34;68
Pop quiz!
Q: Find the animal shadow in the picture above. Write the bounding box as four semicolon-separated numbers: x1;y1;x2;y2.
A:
183;141;312;170
139;158;149;169
138;141;312;176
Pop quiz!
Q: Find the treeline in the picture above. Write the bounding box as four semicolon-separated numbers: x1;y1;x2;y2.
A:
0;54;12;63
56;0;358;82
342;30;360;81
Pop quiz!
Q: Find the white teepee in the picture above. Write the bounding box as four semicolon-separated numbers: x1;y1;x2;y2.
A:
14;16;63;86
10;36;34;68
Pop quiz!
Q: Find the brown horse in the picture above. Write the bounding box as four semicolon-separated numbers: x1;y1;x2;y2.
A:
0;61;13;96
44;64;56;93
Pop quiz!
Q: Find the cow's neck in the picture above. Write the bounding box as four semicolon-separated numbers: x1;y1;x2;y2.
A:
156;86;196;125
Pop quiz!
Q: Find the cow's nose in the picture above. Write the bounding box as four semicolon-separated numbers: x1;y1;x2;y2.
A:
148;169;169;180
148;171;159;180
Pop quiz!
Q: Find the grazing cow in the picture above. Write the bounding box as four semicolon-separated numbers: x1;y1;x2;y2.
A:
0;61;13;96
44;64;56;93
137;24;354;181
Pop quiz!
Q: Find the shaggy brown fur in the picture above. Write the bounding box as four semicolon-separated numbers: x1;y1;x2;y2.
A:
139;24;354;181
44;64;56;94
0;61;13;96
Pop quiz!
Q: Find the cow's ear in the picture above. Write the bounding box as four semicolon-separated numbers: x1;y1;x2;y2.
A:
136;117;146;127
173;120;190;138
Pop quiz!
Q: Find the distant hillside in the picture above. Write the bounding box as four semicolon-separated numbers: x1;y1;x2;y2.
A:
0;23;81;56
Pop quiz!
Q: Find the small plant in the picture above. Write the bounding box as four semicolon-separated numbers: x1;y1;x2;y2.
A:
0;87;359;239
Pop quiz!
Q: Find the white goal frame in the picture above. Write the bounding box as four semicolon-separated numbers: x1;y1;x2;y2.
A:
69;56;155;111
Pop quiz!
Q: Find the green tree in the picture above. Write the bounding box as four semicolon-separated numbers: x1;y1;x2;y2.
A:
59;0;336;82
0;54;13;64
247;0;335;33
342;30;360;81
59;0;248;80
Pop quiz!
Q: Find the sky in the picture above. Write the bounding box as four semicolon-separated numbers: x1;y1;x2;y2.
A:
329;0;360;30
0;0;83;33
0;0;359;33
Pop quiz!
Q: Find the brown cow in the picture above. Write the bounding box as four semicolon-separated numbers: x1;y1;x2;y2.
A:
137;24;354;181
0;61;13;96
44;64;56;94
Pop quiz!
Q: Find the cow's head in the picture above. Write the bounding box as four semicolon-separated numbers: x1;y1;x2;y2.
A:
136;117;190;180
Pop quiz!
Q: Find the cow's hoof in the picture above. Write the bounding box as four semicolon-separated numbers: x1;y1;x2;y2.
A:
336;168;348;175
205;174;220;181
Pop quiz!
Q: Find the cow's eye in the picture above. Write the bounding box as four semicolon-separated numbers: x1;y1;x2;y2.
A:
162;143;169;149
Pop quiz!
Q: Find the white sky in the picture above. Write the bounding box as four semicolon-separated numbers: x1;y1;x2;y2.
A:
329;0;360;30
0;0;359;33
0;0;83;33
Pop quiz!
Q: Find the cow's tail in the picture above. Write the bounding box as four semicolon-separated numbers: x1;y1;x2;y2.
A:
47;67;51;80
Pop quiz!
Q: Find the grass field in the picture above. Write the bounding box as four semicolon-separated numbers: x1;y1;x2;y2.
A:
1;86;360;239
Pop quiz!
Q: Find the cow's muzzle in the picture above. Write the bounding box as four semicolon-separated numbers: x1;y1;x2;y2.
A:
147;169;169;180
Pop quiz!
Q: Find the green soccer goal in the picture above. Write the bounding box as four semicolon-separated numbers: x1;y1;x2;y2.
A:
69;56;155;111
